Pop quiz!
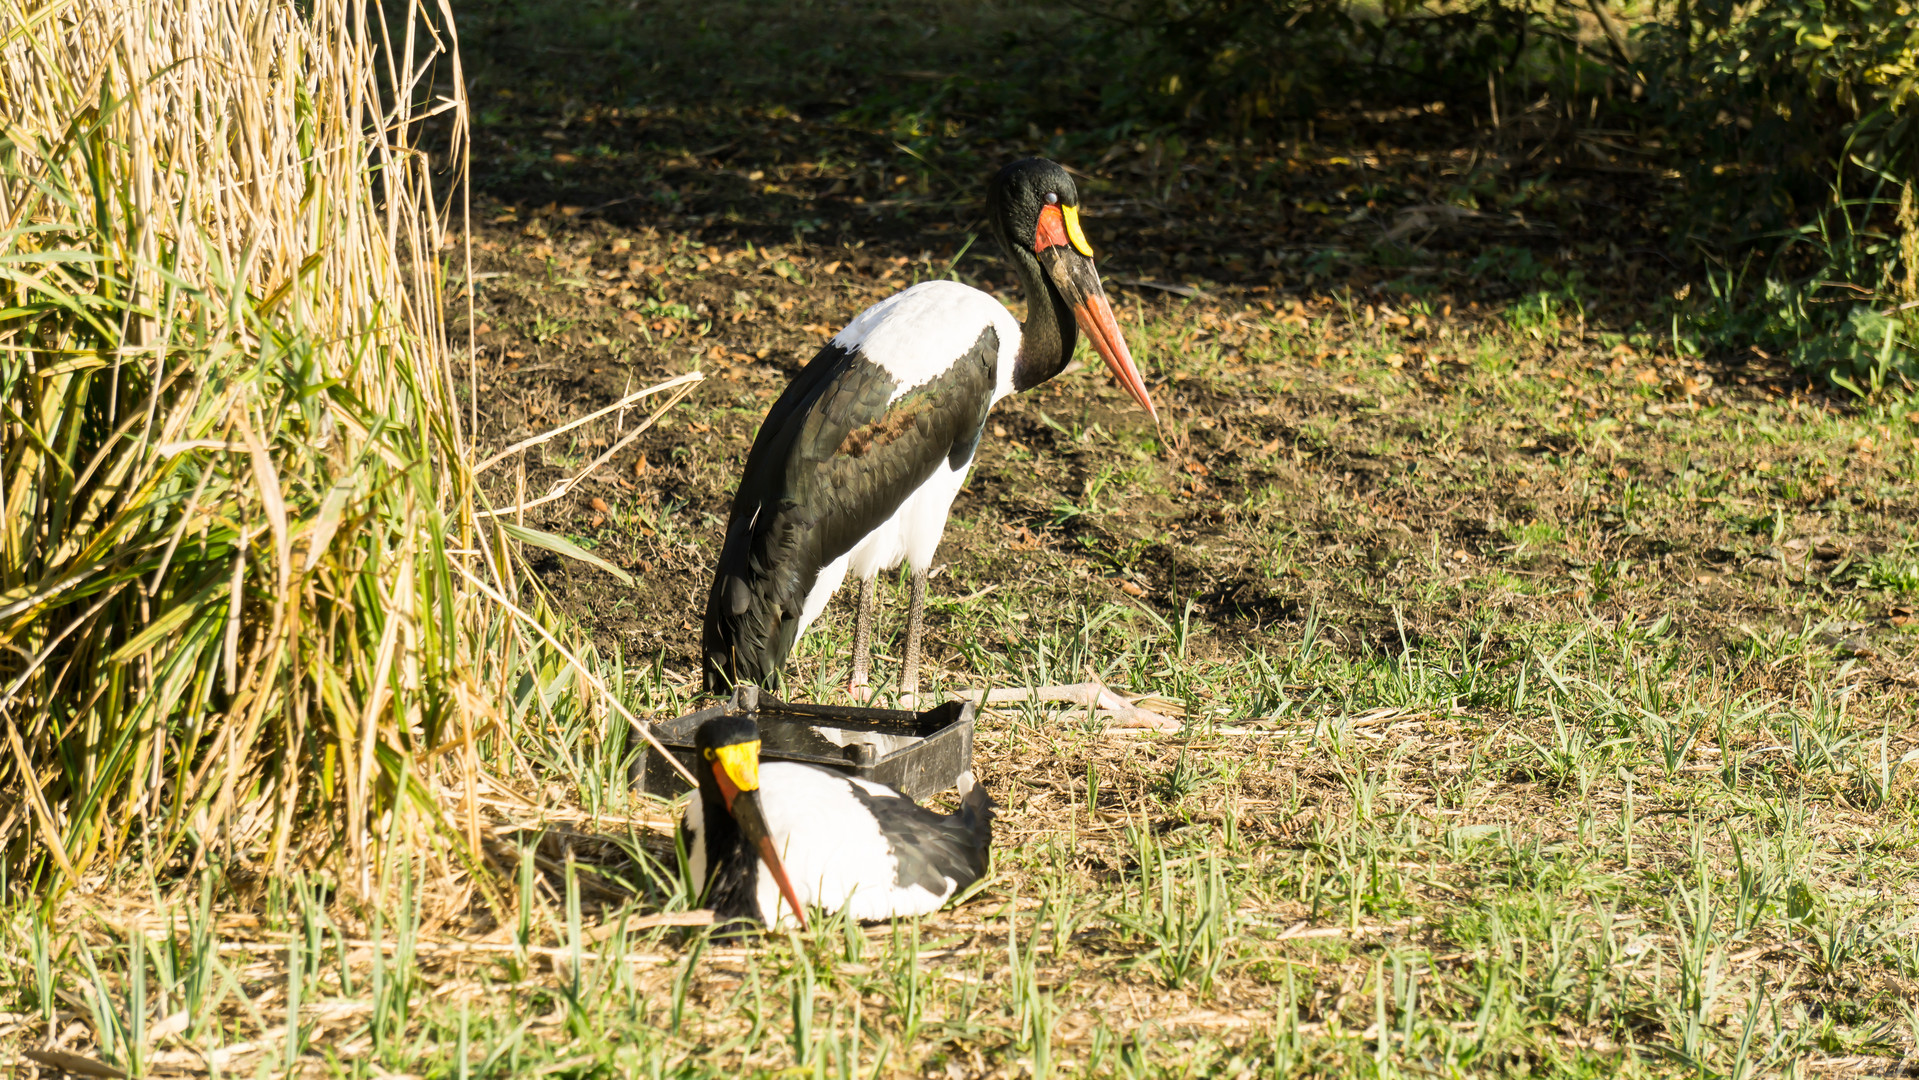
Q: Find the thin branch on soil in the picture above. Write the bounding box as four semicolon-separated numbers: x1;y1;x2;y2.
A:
453;562;702;788
474;370;704;473
957;682;1183;730
476;373;702;518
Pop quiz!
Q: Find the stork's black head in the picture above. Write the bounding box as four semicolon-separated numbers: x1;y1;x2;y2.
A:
988;158;1081;256
694;713;761;756
986;158;1157;421
691;713;808;929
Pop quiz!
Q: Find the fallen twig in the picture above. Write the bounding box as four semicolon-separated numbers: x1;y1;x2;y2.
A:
955;682;1182;731
475;370;703;473
477;373;703;518
1113;278;1209;300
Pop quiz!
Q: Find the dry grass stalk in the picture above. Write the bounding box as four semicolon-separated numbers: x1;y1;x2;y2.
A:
473;370;704;473
0;0;659;907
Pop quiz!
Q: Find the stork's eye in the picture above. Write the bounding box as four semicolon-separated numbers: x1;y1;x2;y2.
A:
1044;191;1059;205
702;747;715;760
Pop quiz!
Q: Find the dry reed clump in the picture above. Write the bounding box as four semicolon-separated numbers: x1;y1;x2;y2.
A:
0;0;663;907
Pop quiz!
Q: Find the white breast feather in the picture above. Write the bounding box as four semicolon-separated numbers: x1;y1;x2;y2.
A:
896;460;969;573
832;280;1021;403
846;453;970;579
680;765;966;927
793;548;853;641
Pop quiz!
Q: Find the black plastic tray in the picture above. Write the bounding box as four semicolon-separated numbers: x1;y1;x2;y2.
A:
631;686;975;802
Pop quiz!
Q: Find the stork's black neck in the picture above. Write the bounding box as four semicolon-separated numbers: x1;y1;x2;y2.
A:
1007;244;1077;393
696;776;762;928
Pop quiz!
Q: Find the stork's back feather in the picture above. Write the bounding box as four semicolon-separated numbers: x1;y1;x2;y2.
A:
702;302;998;692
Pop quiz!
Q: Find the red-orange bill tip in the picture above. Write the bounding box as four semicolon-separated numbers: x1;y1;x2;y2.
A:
1072;294;1158;423
756;835;809;930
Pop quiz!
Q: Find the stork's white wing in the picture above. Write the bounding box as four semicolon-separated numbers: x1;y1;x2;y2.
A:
752;762;954;925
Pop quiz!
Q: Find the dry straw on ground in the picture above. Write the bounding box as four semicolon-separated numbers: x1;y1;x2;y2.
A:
0;0;676;907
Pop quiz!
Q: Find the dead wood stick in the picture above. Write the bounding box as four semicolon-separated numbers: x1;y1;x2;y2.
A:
956;683;1182;731
474;371;703;473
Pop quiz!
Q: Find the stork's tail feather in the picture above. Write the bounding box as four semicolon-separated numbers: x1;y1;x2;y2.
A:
953;770;996;855
703;505;812;694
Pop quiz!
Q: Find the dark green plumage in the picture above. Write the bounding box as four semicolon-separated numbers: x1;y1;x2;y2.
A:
702;328;998;692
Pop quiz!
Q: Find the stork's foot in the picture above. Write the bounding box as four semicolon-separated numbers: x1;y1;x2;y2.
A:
846;675;875;704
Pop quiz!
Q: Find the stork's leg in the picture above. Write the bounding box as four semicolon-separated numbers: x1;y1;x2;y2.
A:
899;568;928;704
848;576;876;702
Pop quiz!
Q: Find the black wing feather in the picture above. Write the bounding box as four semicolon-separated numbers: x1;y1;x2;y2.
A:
703;327;998;691
846;780;995;896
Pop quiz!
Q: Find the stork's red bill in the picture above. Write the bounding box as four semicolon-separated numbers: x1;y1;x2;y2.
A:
707;738;809;929
1031;201;1158;423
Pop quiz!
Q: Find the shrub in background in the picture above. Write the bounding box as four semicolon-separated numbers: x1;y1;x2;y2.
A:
1098;0;1919;389
1097;0;1561;125
1643;0;1919;237
1643;0;1919;389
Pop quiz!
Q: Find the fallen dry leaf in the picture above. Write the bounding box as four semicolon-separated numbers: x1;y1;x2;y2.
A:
1004;524;1043;551
22;1048;125;1079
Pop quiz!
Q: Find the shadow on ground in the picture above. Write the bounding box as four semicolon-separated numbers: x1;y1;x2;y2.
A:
450;0;1876;694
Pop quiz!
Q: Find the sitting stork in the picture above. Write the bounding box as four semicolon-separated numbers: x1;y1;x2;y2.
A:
682;713;994;929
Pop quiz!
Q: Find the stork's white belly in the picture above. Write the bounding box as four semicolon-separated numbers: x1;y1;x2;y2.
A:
757;765;958;925
791;457;972;642
849;458;971;579
784;277;1017;646
793;549;851;641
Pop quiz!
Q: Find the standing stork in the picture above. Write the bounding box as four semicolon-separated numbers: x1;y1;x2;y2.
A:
702;157;1157;698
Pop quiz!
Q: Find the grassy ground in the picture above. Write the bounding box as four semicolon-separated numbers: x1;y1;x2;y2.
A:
8;0;1919;1076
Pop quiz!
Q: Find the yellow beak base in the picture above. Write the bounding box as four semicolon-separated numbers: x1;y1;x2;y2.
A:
714;740;761;794
1062;204;1095;258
